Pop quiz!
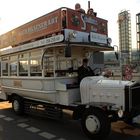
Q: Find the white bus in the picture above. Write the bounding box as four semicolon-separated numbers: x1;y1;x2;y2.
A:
0;7;131;140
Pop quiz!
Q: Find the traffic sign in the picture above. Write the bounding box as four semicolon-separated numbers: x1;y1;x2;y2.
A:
125;65;132;74
125;73;132;81
124;65;132;81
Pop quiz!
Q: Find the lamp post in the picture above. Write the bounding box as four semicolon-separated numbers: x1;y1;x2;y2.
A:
113;45;123;80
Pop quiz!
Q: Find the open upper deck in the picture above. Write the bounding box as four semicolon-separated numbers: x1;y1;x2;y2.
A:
0;7;113;54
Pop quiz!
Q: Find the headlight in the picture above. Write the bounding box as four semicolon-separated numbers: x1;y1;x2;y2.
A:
117;109;124;118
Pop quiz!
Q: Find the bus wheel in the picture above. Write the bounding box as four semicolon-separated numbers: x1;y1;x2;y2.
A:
12;96;24;115
81;108;111;140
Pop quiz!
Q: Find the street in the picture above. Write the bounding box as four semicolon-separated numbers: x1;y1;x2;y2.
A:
0;102;140;140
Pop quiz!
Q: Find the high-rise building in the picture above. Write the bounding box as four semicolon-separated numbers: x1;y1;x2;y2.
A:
136;13;140;60
118;10;132;65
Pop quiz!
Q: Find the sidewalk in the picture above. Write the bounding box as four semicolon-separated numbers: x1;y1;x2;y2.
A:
0;101;11;109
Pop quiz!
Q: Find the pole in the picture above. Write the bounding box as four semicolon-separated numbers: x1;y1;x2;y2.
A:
88;1;90;9
113;45;123;80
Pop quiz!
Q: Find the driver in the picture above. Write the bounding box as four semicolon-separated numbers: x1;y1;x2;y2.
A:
78;58;95;83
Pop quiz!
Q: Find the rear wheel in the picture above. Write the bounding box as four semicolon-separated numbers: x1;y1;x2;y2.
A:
12;96;24;115
81;107;111;140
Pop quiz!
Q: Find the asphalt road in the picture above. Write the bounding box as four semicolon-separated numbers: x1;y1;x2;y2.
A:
0;101;140;140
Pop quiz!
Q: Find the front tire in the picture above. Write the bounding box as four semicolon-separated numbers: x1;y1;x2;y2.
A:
12;96;24;115
81;107;111;140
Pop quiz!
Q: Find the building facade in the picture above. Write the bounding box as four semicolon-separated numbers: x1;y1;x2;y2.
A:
118;10;132;65
136;13;140;60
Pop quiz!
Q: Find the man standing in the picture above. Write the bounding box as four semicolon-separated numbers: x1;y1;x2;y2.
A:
75;3;85;14
78;58;95;83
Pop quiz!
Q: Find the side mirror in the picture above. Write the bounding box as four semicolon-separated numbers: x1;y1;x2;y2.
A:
65;42;71;57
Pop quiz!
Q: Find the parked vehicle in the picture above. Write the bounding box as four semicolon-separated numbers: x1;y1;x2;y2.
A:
0;6;140;140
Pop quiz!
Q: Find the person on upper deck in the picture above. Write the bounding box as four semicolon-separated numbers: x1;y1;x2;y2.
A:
78;58;95;83
75;3;85;14
61;10;67;28
87;8;97;17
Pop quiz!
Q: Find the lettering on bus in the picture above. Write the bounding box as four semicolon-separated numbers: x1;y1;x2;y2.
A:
67;8;107;35
19;17;58;36
0;9;61;48
13;80;22;88
90;32;107;44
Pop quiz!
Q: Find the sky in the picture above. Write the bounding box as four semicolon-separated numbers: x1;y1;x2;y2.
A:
0;0;140;49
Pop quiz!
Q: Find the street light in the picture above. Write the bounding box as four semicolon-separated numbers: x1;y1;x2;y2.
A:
113;45;123;80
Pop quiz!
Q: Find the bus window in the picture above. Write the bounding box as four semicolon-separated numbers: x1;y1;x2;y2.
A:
55;55;78;77
19;60;28;76
10;62;17;76
42;48;54;77
2;61;8;76
10;55;18;76
30;50;42;76
43;56;54;77
30;59;42;76
1;57;9;76
19;53;29;76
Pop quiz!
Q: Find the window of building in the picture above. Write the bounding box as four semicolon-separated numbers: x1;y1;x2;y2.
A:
137;24;140;32
138;15;140;23
0;61;1;76
137;34;140;42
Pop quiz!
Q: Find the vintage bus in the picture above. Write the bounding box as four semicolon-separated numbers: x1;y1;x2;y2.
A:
0;7;123;139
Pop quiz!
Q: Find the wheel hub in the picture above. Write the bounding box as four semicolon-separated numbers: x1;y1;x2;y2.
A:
13;100;19;111
85;115;100;133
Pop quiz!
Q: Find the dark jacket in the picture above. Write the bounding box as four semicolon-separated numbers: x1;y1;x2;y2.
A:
78;65;95;83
